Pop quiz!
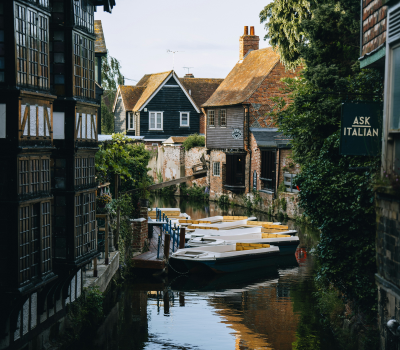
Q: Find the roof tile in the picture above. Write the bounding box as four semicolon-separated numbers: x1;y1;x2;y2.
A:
94;20;107;54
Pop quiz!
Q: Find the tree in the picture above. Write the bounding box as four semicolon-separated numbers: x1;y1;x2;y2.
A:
100;53;124;134
261;0;384;321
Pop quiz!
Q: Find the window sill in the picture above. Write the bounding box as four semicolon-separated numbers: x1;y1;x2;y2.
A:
259;189;274;194
179;126;190;128
149;130;164;132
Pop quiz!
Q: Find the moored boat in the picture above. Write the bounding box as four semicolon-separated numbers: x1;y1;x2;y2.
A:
188;234;300;255
169;243;280;273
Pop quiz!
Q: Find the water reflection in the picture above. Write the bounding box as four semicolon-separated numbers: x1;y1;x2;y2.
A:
75;197;337;350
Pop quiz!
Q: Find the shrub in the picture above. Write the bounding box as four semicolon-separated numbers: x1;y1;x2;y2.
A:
182;134;205;151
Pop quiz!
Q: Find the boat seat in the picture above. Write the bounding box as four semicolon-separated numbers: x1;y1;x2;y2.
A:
236;243;270;251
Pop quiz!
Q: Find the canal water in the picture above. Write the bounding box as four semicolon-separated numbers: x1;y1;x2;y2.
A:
78;196;338;350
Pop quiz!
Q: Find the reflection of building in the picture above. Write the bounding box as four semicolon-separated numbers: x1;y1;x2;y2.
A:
0;1;115;348
359;0;400;346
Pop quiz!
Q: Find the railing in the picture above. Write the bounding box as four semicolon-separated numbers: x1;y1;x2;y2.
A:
153;208;181;259
283;173;299;193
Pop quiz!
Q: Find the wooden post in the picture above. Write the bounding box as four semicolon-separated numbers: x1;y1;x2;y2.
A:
164;233;170;261
163;290;170;315
179;227;186;249
105;214;109;265
179;292;185;307
93;257;98;277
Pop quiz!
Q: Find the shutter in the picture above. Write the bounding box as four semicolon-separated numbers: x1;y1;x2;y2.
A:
389;7;400;41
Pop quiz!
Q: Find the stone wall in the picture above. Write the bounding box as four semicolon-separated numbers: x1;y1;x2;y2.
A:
375;192;400;349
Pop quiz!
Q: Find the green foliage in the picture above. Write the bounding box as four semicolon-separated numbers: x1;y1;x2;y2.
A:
101;53;124;134
295;133;378;316
182;134;205;151
95;133;151;193
217;195;230;206
263;0;384;319
179;183;209;201
260;0;313;69
62;287;105;343
281;197;287;211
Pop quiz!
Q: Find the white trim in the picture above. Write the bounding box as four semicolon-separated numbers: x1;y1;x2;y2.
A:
149;111;163;130
127;112;135;130
164;85;180;87
139;72;201;113
180;111;190;127
213;162;220;177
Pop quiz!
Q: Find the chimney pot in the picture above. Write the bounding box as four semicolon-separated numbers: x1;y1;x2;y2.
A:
244;26;248;35
250;26;255;36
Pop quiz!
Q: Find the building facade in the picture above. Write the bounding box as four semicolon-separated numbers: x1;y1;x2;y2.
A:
113;71;222;143
202;26;300;202
0;1;115;349
360;0;400;347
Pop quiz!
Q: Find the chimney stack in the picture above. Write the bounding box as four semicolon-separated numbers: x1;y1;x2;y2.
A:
239;26;259;60
184;73;194;78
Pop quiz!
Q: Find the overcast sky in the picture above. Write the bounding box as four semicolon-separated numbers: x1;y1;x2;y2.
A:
95;0;272;84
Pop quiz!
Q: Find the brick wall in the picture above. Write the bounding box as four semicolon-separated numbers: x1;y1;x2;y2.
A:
239;35;259;60
362;0;387;56
209;149;226;200
131;203;149;252
246;63;300;129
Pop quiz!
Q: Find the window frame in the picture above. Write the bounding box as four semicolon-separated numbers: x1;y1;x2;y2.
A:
128;112;135;130
180;112;190;127
149;111;163;131
220;109;227;127
388;41;400;133
213;162;220;177
208;110;215;127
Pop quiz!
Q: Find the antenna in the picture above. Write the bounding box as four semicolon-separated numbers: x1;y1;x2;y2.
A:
183;67;194;74
167;50;184;70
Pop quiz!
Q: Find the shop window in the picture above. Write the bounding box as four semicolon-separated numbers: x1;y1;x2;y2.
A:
225;154;245;188
260;150;276;191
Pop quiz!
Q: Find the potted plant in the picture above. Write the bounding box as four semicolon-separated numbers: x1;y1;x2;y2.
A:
97;193;112;208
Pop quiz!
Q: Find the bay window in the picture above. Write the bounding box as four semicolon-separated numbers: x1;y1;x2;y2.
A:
149;111;163;130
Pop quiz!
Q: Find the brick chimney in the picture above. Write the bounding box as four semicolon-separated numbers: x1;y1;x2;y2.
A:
239;26;259;60
184;73;194;78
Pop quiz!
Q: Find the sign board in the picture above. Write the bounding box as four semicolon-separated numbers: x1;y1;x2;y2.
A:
340;101;383;156
253;171;257;190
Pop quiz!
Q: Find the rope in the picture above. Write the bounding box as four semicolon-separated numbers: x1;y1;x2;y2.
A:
166;259;189;275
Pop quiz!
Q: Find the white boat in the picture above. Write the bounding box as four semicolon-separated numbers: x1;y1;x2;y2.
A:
188;234;300;255
170;244;280;273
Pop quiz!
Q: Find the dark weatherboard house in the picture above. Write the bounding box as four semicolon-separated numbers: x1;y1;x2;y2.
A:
113;71;222;143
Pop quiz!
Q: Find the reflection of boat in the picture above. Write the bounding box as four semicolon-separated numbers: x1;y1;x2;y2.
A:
188;234;300;255
170;244;280;273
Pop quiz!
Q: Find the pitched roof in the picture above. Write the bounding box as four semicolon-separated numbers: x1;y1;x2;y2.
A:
202;47;280;107
113;86;146;112
179;78;224;110
133;71;173;111
250;128;281;147
94;20;107;55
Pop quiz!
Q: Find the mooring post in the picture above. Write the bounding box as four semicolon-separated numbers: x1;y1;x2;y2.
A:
156;207;158;221
105;214;109;265
164;233;170;261
164;290;170;315
93;257;98;277
179;227;186;249
157;234;161;259
179;292;185;307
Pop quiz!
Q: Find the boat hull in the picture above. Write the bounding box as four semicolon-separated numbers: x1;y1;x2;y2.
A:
170;250;280;274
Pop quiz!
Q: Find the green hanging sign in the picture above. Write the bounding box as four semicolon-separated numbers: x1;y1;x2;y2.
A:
340;101;383;156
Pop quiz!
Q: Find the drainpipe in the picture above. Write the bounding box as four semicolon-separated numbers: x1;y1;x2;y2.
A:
275;149;281;199
245;105;251;194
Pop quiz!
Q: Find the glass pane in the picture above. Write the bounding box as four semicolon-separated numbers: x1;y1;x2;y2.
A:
182;114;188;125
157;113;162;128
150;113;155;129
391;46;400;130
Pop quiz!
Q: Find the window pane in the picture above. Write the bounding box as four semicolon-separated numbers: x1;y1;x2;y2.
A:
150;113;155;129
391;46;400;130
157;113;162;129
182;113;188;125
